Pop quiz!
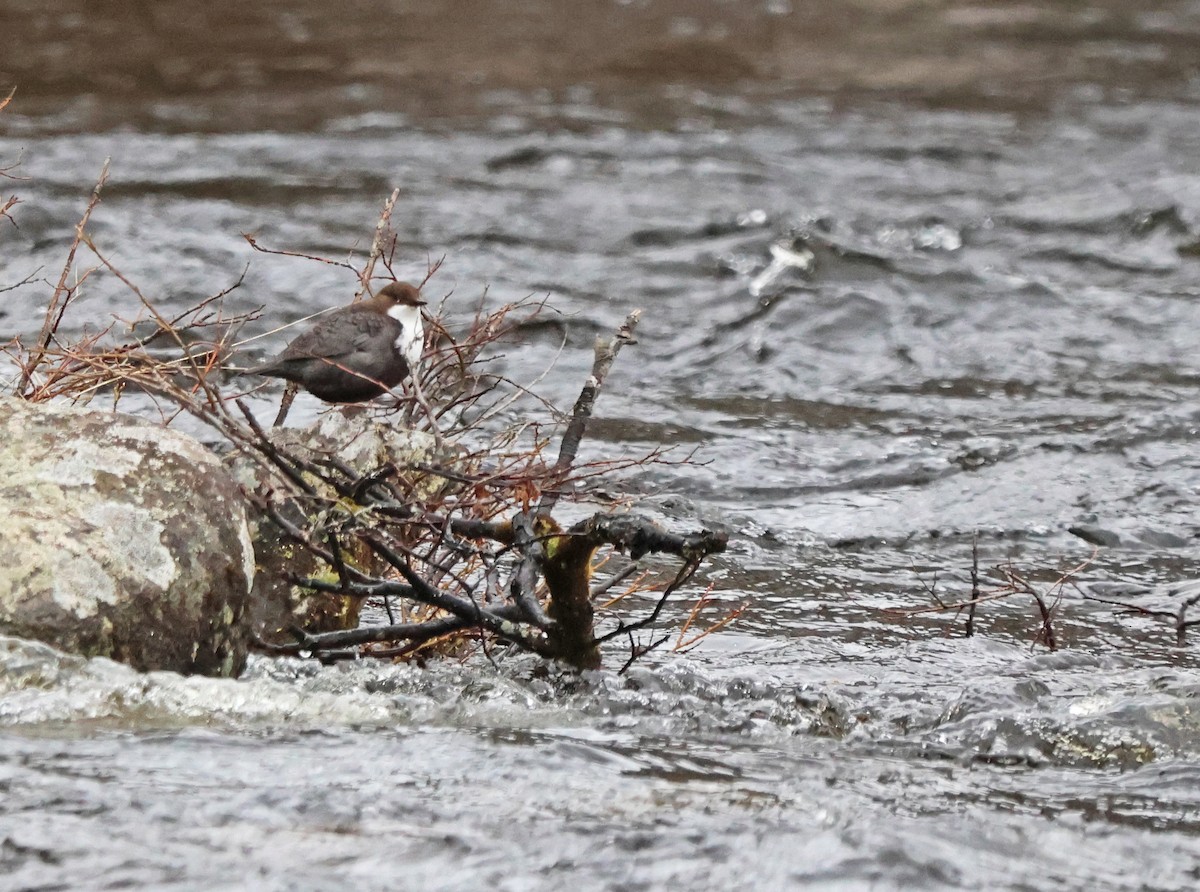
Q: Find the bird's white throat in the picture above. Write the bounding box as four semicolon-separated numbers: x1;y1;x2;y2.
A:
388;303;425;369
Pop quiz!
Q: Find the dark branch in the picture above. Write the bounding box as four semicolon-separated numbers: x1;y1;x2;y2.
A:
284;605;524;653
537;310;640;515
508;511;552;628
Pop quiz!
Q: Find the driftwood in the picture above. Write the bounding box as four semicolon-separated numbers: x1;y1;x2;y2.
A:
274;508;727;669
246;308;727;669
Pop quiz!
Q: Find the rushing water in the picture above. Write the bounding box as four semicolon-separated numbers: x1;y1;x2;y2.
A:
4;2;1200;889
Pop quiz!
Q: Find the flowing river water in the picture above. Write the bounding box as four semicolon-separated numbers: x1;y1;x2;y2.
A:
4;2;1200;889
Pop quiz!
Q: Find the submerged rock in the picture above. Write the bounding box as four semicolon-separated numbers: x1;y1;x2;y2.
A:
0;397;254;676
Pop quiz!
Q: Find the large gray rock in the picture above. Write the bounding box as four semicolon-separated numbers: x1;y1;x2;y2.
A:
0;397;254;676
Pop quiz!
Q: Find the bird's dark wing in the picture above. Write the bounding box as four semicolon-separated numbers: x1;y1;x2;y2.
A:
278;309;398;362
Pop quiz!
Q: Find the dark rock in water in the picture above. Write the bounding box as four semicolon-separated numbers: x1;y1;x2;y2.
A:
0;397;255;676
1069;524;1189;550
228;411;442;646
1068;525;1121;547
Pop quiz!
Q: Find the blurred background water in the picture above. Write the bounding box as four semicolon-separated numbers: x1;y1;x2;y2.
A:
4;2;1200;889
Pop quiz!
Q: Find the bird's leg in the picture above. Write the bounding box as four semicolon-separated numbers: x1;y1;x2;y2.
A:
272;383;299;428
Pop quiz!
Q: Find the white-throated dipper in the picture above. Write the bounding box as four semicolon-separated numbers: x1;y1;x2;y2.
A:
245;282;426;403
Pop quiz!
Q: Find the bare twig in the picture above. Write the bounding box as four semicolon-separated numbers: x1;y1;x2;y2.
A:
672;586;748;652
591;563;641;599
967;531;979;638
17;158;110;396
1083;584;1200;647
893;544;1098;651
592;555;705;647
619;633;670;674
243;233;357;272
355;188;400;298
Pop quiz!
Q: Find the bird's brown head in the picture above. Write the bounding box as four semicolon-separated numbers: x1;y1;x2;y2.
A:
372;281;426;310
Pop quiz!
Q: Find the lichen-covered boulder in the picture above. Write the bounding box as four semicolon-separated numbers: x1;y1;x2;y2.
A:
0;397;254;676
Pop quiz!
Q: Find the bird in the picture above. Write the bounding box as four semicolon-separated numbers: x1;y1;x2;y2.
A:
243;282;426;403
